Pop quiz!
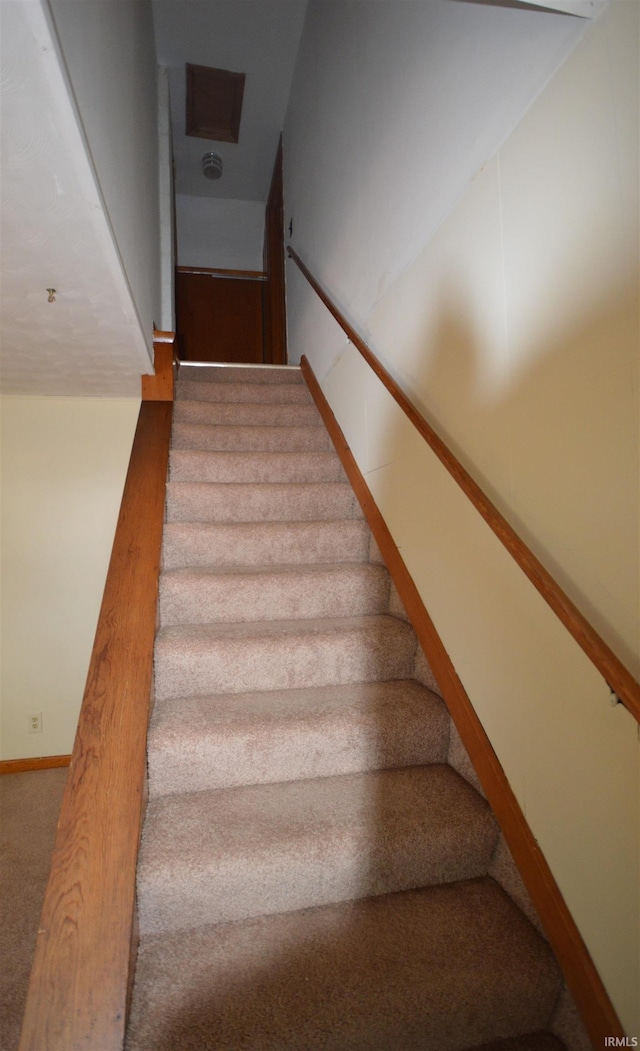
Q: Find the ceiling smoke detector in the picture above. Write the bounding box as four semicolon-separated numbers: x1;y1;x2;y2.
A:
202;152;223;180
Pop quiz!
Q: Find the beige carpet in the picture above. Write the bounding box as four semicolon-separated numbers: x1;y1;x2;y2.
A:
0;767;67;1051
126;363;571;1051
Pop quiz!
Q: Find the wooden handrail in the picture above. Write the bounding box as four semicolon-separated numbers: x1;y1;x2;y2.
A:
288;246;640;723
19;400;173;1051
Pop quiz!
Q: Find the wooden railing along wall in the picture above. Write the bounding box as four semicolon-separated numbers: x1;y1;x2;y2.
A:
288;247;633;1046
19;336;174;1051
288;247;640;725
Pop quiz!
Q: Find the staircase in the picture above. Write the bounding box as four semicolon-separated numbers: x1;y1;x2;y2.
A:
126;363;566;1051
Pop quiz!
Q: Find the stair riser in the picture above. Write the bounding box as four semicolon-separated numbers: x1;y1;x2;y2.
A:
148;691;450;797
154;622;417;701
176;380;311;405
169;450;346;484
175;400;321;428
159;566;390;626
172;422;331;453
161;520;372;569
165;482;362;524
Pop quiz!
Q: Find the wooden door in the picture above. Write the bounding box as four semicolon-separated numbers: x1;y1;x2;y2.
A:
176;270;264;363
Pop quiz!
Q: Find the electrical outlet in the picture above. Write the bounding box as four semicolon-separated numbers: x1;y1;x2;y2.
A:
28;712;43;734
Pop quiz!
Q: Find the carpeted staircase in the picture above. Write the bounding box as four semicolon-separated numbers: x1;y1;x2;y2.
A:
126;363;567;1051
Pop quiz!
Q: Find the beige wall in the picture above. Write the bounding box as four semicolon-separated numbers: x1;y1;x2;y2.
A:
0;396;140;761
285;0;639;1033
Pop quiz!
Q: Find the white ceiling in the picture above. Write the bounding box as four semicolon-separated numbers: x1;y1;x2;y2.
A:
152;0;308;202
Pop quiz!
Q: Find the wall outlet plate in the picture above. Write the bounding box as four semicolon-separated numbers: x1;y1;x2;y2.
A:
28;712;43;734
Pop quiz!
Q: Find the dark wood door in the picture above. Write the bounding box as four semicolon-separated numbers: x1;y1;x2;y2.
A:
176;270;264;363
262;139;287;364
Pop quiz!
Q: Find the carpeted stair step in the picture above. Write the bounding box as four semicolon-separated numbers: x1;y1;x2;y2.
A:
162;518;373;569
174;398;322;427
126;877;562;1051
169;448;347;484
129;363;568;1051
159;562;391;625
154;613;417;701
176;379;312;405
172;420;331;452
147;679;450;797
165;480;363;523
179;364;305;385
137;764;499;935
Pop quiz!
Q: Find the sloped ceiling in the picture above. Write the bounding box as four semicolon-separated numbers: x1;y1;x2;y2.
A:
0;1;153;397
152;0;308;202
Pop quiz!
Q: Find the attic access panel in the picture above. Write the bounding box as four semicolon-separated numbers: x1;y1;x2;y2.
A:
186;64;245;143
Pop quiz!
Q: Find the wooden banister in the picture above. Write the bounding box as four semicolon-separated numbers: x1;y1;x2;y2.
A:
19;400;173;1051
288;246;640;724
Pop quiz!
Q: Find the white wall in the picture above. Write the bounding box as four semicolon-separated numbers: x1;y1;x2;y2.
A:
176;195;266;272
47;0;161;349
0;397;140;761
158;66;176;334
284;0;585;324
284;0;639;1034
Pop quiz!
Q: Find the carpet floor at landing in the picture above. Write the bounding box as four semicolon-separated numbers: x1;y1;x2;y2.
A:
0;767;67;1051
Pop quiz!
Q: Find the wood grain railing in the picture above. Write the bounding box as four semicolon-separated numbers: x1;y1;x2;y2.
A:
19;396;172;1051
288;246;640;724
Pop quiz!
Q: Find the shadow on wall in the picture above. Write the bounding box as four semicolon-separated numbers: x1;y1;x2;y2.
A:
367;270;640;679
355;262;640;1035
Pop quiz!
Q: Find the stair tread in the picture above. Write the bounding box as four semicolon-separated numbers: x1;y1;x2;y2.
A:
156;611;414;646
126;878;561;1051
155;613;417;700
165;479;363;523
176;379;312;405
169;448;346;483
148;679;450;796
161;559;384;579
159;561;390;625
158;609;409;639
161;518;372;568
172;420;332;452
174;399;322;426
137;765;498;933
178;364;305;385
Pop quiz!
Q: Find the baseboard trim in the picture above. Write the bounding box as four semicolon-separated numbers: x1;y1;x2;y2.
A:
0;755;71;775
301;354;623;1048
